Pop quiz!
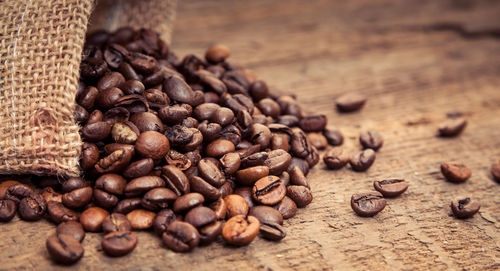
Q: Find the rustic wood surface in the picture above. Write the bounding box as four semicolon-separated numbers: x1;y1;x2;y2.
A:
1;0;500;270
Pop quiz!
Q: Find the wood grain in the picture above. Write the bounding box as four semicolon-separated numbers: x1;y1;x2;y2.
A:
1;0;500;270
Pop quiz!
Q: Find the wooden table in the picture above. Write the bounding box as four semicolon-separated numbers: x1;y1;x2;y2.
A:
1;0;499;270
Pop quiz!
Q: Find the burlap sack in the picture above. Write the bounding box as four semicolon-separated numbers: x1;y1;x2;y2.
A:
0;0;177;177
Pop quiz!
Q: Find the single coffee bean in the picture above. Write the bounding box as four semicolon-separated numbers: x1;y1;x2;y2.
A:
222;215;260;246
351;192;386;217
61;177;88;193
46;234;84;265
249;206;283;225
56;221;85;243
336;93;366;112
350;149;376;172
0;180;21;199
165;150;193;171
127;52;158;74
264;149;292;176
135;131;170;160
184;206;217;228
126;209;156;230
93;189;120;209
373;179;408;197
290;128;311;159
220;152;241;175
95;173;127;195
234;187;255;209
80;207;109;232
286;185;313;208
0;199;17;222
62;187;93;209
205;44;230;63
249;80;269;101
438;118;467;137
307;132;328;150
258;98;281;118
124;176;165;197
102;231;138;257
199;220;223;245
18;193;47;221
96;87;124;109
210;107;235;126
47;201;79;224
95;149;133;173
299;115;327;132
441;162;471;183
252;176;286;205
450;197;480;219
163;75;195;106
209;198;227;220
121;80;145;95
235;166;269;186
141;187;178;211
289;166;309;188
323;127;343;146
102;107;130;124
102;213;132;233
114;198;142;214
323;147;349;170
82;121;112;142
161;165;191;196
97;72;125;91
77;86;99;111
81;143;100;170
250;124;272;149
162;221;200;252
172;193;204;213
205;139;236;158
273;196;297;219
271;133;290;152
224;194;249;218
260;222;286;241
130;112;164;133
359;130;383;151
492;159;500;182
240;152;268;168
198;159;226;187
103;143;135;156
153;209;179;235
189;176;221;202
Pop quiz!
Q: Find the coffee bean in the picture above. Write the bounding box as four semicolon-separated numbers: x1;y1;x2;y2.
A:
96;87;124;109
61;177;87;193
323;127;343;146
184;206;217;228
205;44;230;63
161;165;191;196
373;179;408;197
97;72;125;91
77;86;99;111
163;75;195;106
141;187;178;211
250;124;271;149
249;80;269;101
258;98;281;118
103;107;130;124
260;222;286;241
95;174;127;195
224;194;249;218
351;192;386;217
359;130;383;151
307;132;328;150
290;128;311;159
286;185;313;208
56;221;85;242
299;115;327;132
135;131;170;160
210;107;234;126
336;93;366;112
172;193;204;213
199;221;223;245
289;166;309;188
121;80;145;95
234;187;255;209
205;139;235;158
450;197;480;219
441;162;471;183
222;215;260;246
240;152;268;168
273;196;297;219
209;198;227;220
189;176;221;202
127;52;158;74
220;152;241;175
114;198;142;214
18;193;46;221
124;176;165;197
41;187;63;204
111;122;138;144
82;121;112;142
438;118;467;137
126;209;156;230
102;213;132;233
47;201;79;224
323;147;349;170
4;183;33;204
80;207;109;232
218;181;234;199
95;149;133;173
102;231;138;257
93;189;120;209
350;149;376;172
235;166;269;186
492;159;500;182
81;143;100;170
197;159;226;188
46;234;84;265
162;221;200;252
130;112;164;133
0;199;17;222
252;176;286;205
264;149;292;176
62;187;93;209
103;143;135;156
0;180;21;199
288;157;310;176
249;206;283;225
153;209;179;235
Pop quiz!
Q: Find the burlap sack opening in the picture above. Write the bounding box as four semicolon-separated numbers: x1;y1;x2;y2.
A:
0;0;177;177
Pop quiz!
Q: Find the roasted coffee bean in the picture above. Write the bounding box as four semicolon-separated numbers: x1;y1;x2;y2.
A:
492;159;500;182
252;176;286;205
373;179;408;197
286;185;312;208
95;149;133;173
273;196;297;219
276;115;299;127
162;221;200;252
450;197;480;219
249;206;283;225
61;187;93;209
4;184;33;204
279;171;290;187
438;118;467;137
126;209;156;230
102;213;132;233
351;192;386;217
103;143;135;156
165;125;194;146
41;187;63;203
441;162;471;183
323;147;349;170
163;75;195;106
189;176;221;202
210;107;234;126
249;80;269;101
114;198;142;214
307;132;327;150
219;152;241;175
77;86;99;111
271;132;290;151
93;189;119;209
258;98;281;118
122;158;154;179
305;145;320;167
205;44;230;63
260;222;286;241
290;128;311;158
159;104;190;125
193;103;220;121
289;166;309;188
222;215;260;246
127;52;158;74
80;207;109;232
209;198;227;220
250;124;271;149
125;176;165;197
336;93;366;112
360;130;383;151
205;139;235;158
288;157;310;176
121;80;145;95
199;220;223;245
146;87;171;106
299;115;327;132
350;149;376;172
218;181;234;199
240;152;268;168
96;87;124;109
234;187;255;209
119;62;141;81
224;194;249;218
103;107;130;124
323;127;343;146
61;177;88;193
81;143;100;170
135;131;170;160
153;209;179;235
197;159;225;188
56;221;85;243
184;206;216;228
102;231;138;257
97;72;125;91
196;70;227;94
95;174;127;195
47;201;79;224
111;122;138;144
130;112;164;133
141;188;177;211
264;149;292;175
165;150;193;170
0;199;17;222
46;234;84;265
82;121;111;142
236;166;269;186
173;193;204;213
161;165;190;196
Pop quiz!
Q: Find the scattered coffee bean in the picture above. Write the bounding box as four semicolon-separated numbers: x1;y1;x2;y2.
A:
260;222;286;241
350;149;376;172
47;201;79;224
351;192;386;217
438;118;467;137
450;197;480;219
102;231;138;257
323;148;349;170
56;221;85;242
222;215;260;246
46;234;84;265
441;162;471;183
323;128;343;146
0;199;17;222
102;213;132;233
199;221;223;245
249;206;283;225
162;221;200;252
336;93;366;112
373;179;408;197
153;209;179;235
359;130;383;151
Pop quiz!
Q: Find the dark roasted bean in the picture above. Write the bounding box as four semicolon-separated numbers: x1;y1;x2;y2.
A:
153;209;179;235
336;93;366;112
135;131;170;160
102;213;132;233
450;197;480;219
46;234;84;265
260;222;286;241
249;205;283;225
173;193;204;213
438;118;467;137
184;206;216;228
360;130;383;151
62;187;93;209
102;231;138;257
273;196;297;219
114;198;142;214
323;127;344;146
286;185;313;208
350;149;376;172
323;147;349;170
141;188;178;211
0;199;17;222
351;192;386;217
161;165;190;196
235;166;269;186
56;221;85;243
47;201;79;224
373;179;408;197
162;221;200;252
441;162;471;183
